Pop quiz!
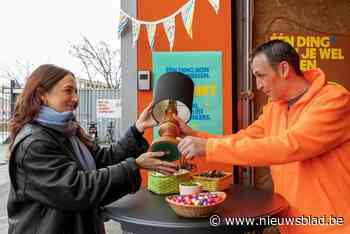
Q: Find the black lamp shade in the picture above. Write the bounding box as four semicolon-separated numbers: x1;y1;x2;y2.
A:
152;72;194;123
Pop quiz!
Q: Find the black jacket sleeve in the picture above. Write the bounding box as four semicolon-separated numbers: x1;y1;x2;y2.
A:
19;137;141;211
91;125;149;168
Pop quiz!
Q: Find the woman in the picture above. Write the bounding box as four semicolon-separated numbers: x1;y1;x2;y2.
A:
7;64;177;234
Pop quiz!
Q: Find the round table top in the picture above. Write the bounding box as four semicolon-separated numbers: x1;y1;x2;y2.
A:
102;185;288;234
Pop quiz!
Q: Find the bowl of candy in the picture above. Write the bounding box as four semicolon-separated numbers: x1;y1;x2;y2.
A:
165;192;226;218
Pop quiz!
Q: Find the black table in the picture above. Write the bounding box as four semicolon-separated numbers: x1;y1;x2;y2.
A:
102;185;288;234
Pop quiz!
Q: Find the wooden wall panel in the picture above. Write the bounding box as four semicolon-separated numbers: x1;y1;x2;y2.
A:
253;0;350;115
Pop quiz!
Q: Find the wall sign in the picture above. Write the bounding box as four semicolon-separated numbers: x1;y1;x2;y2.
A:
152;51;223;136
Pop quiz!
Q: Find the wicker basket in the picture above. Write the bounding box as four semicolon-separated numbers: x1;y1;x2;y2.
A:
166;192;226;218
192;172;232;192
147;170;191;195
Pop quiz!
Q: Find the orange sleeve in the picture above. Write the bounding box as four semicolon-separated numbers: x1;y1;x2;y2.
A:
206;91;350;166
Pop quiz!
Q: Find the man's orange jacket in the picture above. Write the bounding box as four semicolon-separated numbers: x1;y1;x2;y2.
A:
195;69;350;234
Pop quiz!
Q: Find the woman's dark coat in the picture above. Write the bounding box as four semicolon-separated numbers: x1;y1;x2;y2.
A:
8;123;148;234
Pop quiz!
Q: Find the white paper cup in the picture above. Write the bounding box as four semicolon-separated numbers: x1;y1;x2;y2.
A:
179;182;202;195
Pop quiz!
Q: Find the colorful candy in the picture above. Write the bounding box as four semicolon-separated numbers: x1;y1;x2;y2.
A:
169;192;222;206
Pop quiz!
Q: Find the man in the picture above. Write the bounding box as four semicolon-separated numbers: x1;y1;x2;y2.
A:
176;40;350;234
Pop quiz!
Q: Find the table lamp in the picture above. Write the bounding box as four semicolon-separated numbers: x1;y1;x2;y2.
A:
150;72;194;161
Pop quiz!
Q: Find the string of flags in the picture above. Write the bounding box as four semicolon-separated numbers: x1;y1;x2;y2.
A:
118;0;220;51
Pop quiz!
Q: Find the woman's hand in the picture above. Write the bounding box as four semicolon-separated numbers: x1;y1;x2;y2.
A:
172;114;195;137
135;102;157;133
135;151;178;175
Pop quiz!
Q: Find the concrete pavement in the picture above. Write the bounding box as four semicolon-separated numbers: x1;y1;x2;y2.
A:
0;144;9;234
0;144;8;166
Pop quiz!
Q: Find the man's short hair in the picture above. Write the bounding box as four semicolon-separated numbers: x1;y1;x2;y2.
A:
252;39;303;76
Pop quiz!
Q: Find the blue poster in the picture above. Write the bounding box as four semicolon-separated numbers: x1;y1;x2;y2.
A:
152;51;223;136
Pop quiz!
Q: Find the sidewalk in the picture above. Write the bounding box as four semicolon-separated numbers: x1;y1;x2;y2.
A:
0;143;9;234
0;143;9;233
0;144;8;166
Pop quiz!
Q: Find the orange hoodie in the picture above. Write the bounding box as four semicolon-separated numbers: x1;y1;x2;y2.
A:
195;69;350;234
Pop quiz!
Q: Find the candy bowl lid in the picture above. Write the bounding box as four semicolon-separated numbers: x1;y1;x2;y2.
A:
165;192;226;218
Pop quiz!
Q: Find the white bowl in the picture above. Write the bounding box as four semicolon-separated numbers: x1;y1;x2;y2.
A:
179;182;202;195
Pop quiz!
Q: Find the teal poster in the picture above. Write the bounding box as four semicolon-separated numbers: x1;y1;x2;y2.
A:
152;51;223;137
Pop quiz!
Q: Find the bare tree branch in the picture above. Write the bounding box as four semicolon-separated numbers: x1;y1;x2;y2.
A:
0;60;34;86
69;36;120;89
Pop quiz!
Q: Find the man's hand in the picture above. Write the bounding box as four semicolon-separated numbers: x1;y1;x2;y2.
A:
172;114;195;137
135;102;157;132
177;136;207;160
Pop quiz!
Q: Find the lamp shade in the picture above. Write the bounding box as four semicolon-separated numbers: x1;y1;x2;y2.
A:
152;72;194;123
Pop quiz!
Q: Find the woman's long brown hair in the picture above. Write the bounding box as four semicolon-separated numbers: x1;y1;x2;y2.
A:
9;64;92;151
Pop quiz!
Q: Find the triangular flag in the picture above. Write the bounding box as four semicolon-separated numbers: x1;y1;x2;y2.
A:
181;0;195;38
208;0;220;14
132;21;141;47
146;24;157;49
118;12;129;37
163;17;176;51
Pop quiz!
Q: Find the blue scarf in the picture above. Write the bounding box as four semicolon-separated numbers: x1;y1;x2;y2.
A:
36;106;96;171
